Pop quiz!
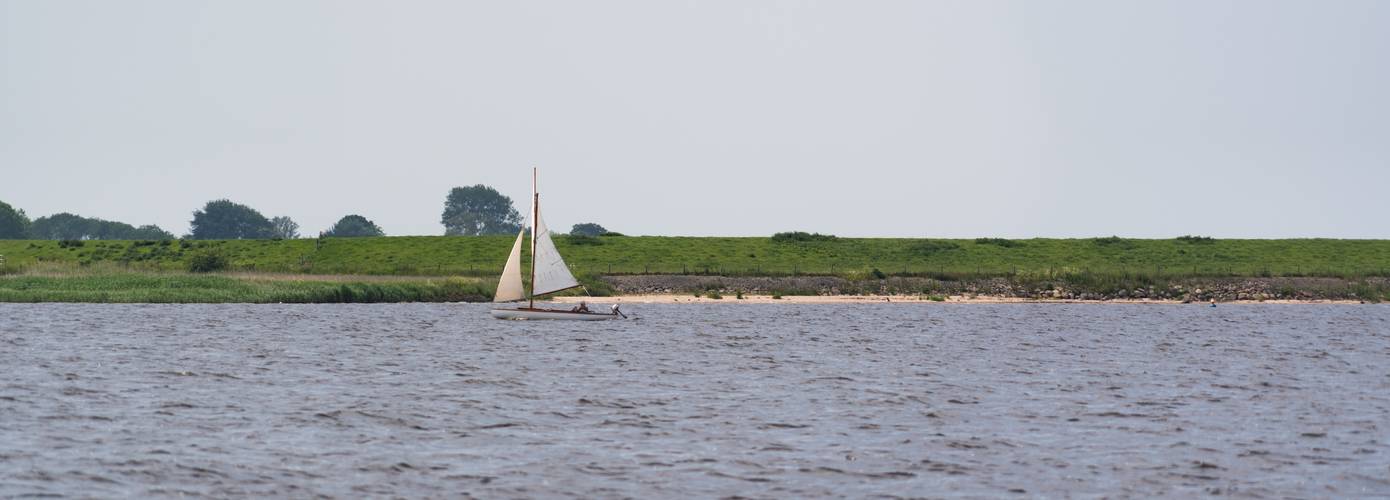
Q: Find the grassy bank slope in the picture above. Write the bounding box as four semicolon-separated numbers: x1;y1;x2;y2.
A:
2;236;1388;279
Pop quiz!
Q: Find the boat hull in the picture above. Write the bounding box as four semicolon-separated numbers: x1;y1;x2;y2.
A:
490;307;620;321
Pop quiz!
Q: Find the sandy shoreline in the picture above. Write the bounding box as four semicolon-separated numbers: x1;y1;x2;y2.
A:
553;294;1371;305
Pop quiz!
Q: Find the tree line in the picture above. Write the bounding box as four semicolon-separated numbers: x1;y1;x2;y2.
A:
0;185;611;240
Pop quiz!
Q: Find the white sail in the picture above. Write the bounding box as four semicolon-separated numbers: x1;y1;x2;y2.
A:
493;229;526;302
489;168;619;321
531;211;580;296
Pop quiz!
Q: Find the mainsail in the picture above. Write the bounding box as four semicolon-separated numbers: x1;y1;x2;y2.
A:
493;228;526;302
531;211;580;296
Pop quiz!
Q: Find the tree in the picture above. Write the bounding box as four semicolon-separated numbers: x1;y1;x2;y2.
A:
189;199;275;239
324;214;384;237
270;216;300;239
570;223;609;237
30;212;172;240
0;200;30;239
130;225;175;240
29;212;87;239
441;185;522;236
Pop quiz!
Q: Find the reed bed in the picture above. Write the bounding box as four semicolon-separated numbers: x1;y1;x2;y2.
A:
0;273;491;303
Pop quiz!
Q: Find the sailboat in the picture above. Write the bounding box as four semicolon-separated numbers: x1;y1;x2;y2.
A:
489;169;623;321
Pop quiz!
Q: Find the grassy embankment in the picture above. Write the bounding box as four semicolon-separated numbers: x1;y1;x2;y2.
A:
1;235;1388;302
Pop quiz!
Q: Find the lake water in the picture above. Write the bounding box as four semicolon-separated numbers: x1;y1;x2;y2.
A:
2;303;1388;498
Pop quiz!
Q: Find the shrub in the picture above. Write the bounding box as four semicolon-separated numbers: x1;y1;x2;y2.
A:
1176;235;1216;244
928;295;946;302
58;240;85;249
771;293;782;300
870;268;887;280
705;291;723;299
772;231;837;243
187;249;230;273
569;223;609;237
1092;236;1133;249
975;237;1022;248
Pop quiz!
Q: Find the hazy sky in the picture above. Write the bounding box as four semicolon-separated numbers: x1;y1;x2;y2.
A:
3;1;1387;238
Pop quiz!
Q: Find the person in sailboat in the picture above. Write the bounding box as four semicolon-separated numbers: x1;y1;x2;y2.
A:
571;301;590;313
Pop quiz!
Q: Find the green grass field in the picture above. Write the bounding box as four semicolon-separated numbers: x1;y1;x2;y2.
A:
2;235;1388;279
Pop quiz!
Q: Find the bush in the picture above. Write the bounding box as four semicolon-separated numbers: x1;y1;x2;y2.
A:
772;231;837;243
1176;235;1216;244
705;291;723;299
569;223;609;237
975;237;1022;248
1092;236;1132;248
870;268;887;280
58;240;85;249
187;249;230;273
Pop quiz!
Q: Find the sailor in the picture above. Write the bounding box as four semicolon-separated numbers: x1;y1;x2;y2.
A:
572;301;590;313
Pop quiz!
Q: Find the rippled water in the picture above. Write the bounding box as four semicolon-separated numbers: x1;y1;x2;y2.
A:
2;303;1388;497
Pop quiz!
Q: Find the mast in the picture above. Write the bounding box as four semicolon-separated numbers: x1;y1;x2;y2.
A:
529;167;538;309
